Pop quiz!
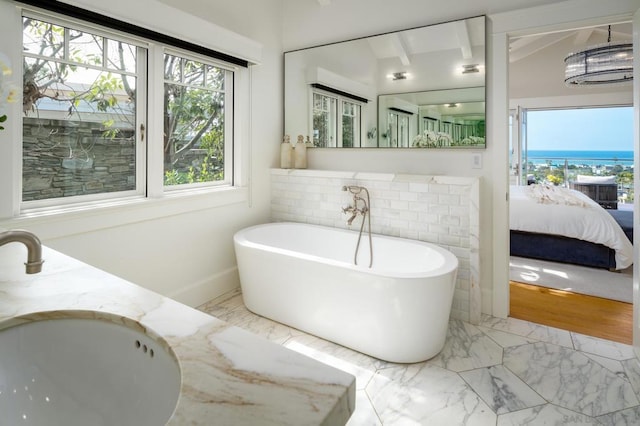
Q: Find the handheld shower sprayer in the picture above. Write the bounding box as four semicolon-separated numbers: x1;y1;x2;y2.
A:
340;185;373;268
342;185;363;195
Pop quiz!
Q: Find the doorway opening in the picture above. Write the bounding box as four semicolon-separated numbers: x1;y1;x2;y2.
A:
507;23;634;344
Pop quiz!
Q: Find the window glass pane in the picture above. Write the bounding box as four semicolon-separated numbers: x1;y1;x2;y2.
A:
312;93;337;148
22;18;64;59
205;65;224;90
106;39;137;73
388;112;398;147
183;59;204;86
341;100;359;148
399;115;409;147
163;54;227;186
22;17;139;202
164;54;182;83
313;93;324;111
69;29;103;66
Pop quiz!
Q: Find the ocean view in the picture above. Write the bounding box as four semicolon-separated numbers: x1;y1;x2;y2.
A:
522;149;634;203
526;150;634;166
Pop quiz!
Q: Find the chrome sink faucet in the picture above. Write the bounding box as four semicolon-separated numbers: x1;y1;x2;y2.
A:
0;230;44;274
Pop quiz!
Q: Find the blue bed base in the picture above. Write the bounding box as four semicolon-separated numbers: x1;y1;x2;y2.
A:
510;231;616;270
510;210;632;271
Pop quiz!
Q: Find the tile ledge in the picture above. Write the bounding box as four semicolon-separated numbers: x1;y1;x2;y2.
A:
270;169;479;185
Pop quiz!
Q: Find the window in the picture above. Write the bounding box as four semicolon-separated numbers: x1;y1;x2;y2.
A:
311;89;362;148
21;11;236;209
163;52;233;188
516;106;633;200
22;16;144;204
341;100;360;148
387;110;411;148
312;92;337;148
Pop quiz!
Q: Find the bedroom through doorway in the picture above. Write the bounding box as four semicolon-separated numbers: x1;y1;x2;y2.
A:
507;22;634;343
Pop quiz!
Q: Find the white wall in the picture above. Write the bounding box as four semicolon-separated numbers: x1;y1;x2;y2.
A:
282;0;640;316
0;0;283;306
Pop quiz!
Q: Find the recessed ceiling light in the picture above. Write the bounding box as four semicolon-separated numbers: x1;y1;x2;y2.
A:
461;64;480;74
389;72;407;80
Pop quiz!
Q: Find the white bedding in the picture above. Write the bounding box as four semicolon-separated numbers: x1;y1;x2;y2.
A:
510;184;633;270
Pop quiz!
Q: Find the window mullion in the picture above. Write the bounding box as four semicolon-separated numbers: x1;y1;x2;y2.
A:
224;69;234;186
64;27;69;60
135;45;148;197
102;38;108;69
145;46;165;198
337;101;344;148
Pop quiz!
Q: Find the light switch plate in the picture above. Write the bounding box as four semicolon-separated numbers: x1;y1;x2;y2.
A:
472;153;482;169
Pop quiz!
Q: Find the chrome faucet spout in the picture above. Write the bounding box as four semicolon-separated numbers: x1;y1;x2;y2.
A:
0;230;44;274
346;212;358;226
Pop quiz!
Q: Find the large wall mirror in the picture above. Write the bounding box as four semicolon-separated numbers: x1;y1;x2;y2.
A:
284;15;486;149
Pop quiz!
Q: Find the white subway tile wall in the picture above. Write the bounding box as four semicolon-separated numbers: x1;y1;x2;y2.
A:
270;169;481;323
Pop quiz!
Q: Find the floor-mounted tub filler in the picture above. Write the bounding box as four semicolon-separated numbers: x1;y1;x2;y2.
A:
234;222;459;363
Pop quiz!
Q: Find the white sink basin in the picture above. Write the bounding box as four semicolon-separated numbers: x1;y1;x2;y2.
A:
0;314;181;425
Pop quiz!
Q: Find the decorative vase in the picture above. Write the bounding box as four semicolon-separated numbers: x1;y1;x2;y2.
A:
294;134;307;169
280;135;293;168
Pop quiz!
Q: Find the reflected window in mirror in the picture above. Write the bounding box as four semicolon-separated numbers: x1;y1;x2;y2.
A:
312;92;337;147
386;109;413;148
342;100;361;148
423;117;439;132
312;88;363;147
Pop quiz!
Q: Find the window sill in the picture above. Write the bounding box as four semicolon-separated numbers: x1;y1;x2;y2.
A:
0;186;248;240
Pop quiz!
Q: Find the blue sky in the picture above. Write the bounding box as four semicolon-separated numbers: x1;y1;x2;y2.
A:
526;106;633;151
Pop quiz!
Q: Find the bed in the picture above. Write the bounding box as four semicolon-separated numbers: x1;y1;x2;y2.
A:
509;184;633;270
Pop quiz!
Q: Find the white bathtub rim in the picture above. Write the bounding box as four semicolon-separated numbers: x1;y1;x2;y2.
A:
234;222;459;279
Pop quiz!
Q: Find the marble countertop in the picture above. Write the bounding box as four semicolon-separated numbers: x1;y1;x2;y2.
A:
0;242;355;425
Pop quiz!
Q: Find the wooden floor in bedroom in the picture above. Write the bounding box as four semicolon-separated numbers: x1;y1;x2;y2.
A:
510;281;633;345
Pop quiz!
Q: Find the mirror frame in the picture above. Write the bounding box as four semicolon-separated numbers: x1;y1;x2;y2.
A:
284;15;486;149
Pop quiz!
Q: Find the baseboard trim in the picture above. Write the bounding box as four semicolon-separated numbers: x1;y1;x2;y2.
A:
169;266;240;308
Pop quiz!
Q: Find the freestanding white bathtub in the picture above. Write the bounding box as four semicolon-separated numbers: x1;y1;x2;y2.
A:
233;222;459;363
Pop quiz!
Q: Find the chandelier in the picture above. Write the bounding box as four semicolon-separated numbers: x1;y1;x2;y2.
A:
564;25;633;86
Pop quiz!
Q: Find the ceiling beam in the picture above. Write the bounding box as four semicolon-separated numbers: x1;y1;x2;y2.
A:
390;33;411;66
454;19;472;59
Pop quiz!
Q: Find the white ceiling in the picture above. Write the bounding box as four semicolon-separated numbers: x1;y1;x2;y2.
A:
509;22;632;63
366;17;485;65
508;21;632;100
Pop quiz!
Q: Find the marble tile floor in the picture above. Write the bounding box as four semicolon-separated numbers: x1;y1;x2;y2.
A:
198;289;640;425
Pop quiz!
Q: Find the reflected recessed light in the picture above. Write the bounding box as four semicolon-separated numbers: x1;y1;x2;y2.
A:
388;72;408;81
462;64;480;74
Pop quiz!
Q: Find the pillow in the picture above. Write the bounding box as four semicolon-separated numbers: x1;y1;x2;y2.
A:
575;175;616;184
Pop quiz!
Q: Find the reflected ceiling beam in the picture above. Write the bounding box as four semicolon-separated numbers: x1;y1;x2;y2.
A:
509;32;573;63
390;33;411;66
454;19;472;59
